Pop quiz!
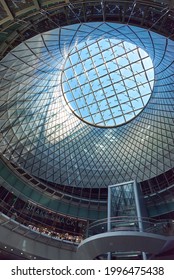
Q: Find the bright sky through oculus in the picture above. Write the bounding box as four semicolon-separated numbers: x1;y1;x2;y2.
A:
62;38;154;127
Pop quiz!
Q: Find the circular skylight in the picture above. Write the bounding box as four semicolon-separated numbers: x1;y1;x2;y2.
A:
62;38;154;127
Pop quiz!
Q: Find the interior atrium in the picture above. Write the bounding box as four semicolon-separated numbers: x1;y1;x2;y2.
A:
0;0;174;260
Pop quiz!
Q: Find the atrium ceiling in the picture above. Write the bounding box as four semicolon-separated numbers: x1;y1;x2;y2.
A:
0;0;174;190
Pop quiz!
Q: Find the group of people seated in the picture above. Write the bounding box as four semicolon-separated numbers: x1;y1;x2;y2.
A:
28;224;83;243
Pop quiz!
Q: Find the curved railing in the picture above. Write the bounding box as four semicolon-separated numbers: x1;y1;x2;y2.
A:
0;184;86;244
87;216;174;237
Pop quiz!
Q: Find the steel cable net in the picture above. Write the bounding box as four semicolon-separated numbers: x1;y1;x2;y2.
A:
0;22;173;189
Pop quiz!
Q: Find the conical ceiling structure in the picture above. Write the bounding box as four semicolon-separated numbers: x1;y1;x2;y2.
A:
0;22;173;188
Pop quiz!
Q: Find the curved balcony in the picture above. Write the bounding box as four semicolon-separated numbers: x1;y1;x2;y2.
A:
0;184;86;247
0;212;78;259
77;216;174;260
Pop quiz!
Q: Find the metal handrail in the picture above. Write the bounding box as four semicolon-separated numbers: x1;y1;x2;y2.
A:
87;216;174;237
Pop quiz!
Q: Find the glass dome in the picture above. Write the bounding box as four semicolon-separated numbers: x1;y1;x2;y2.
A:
0;22;173;188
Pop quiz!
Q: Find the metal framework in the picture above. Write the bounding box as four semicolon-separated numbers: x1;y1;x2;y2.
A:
0;0;173;222
62;36;154;127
